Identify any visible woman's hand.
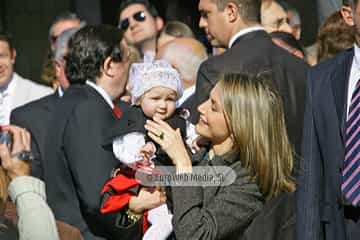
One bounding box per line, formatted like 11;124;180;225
129;187;166;214
144;117;192;171
0;125;31;180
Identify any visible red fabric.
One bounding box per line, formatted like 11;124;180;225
113;105;122;118
100;171;152;235
143;210;149;233
100;174;140;213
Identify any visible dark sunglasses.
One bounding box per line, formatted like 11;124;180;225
118;11;146;31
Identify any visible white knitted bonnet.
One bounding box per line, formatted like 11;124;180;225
129;59;183;103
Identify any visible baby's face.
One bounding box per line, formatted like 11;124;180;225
140;86;177;120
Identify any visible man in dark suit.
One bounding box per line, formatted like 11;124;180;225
196;0;308;154
42;25;133;240
10;28;78;180
297;1;360;240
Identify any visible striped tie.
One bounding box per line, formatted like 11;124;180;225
342;81;360;206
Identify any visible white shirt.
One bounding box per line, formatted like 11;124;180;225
86;80;114;109
228;26;265;48
57;86;64;97
347;44;360;117
0;73;52;125
0;73;16;125
177;85;195;107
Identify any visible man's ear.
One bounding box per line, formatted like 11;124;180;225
341;6;355;26
10;48;16;64
226;2;240;23
102;56;114;78
155;16;164;32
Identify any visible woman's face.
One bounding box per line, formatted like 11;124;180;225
196;84;230;144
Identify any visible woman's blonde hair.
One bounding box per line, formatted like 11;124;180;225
219;72;295;200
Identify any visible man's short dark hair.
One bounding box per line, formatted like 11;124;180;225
65;25;124;84
0;31;14;50
118;0;159;18
214;0;261;23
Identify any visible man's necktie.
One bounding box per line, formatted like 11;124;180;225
342;81;360;206
113;104;122;119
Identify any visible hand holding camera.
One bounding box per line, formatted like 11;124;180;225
0;125;32;179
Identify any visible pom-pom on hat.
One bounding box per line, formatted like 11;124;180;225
129;60;183;103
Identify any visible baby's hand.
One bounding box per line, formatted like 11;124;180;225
140;142;156;162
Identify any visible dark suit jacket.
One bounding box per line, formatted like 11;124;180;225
10;90;129;181
10;92;59;180
297;49;354;240
43;85;131;240
196;30;308;155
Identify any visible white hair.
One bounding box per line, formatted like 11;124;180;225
160;42;207;85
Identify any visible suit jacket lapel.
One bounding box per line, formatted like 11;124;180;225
330;48;354;145
84;84;118;119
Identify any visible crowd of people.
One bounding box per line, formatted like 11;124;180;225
0;0;359;239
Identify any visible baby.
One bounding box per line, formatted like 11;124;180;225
101;60;196;240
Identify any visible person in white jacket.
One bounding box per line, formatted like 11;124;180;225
0;31;53;125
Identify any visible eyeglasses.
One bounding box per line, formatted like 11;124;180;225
118;11;146;31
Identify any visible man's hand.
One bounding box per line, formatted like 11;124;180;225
0;125;31;179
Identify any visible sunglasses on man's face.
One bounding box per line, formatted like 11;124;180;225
118;11;146;31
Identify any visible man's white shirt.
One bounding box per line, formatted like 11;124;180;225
0;73;52;125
